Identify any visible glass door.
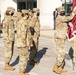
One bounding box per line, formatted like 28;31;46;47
18;2;26;11
62;0;72;15
17;0;37;11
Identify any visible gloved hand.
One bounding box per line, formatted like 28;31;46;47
73;6;76;13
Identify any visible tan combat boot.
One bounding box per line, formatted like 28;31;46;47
58;67;67;73
59;61;67;73
53;64;62;74
29;59;38;66
4;63;15;71
18;72;29;75
53;63;67;74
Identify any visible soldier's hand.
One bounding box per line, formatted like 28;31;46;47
33;38;37;43
6;41;10;44
33;33;38;37
73;6;76;14
71;12;75;17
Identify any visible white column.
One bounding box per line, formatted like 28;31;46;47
1;0;17;22
37;0;62;29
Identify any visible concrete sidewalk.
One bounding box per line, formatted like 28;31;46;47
40;29;55;38
0;30;76;75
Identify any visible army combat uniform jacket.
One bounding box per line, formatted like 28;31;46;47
16;18;28;47
3;16;15;41
54;13;75;67
28;17;40;38
55;14;75;40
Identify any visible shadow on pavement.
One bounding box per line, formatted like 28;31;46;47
25;65;34;72
25;47;48;72
64;47;75;69
63;47;74;68
65;47;74;60
10;47;48;72
68;47;74;59
35;47;48;62
10;56;19;66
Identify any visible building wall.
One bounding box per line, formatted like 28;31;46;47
0;0;62;29
1;0;17;22
37;0;62;29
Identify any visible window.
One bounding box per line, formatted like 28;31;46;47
62;0;72;15
18;2;26;11
17;0;37;11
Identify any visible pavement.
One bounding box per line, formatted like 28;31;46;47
0;30;76;75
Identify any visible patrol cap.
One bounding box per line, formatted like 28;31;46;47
13;12;21;17
21;9;29;13
57;6;65;13
17;12;21;17
7;7;15;11
29;10;33;16
33;8;40;13
13;12;18;17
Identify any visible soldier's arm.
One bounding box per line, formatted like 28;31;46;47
61;12;75;22
34;20;40;37
9;20;14;41
3;21;9;40
1;19;4;28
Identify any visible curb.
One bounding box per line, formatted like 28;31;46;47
40;34;54;39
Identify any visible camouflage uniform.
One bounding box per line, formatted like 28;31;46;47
16;10;29;73
13;11;21;34
28;10;33;19
29;8;40;63
53;6;76;74
3;7;15;65
26;10;34;49
54;7;75;67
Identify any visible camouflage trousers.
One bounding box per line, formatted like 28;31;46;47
4;40;14;64
27;35;33;48
29;37;39;60
18;47;29;72
54;38;66;67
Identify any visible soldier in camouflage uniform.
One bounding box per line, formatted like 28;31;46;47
53;6;76;74
3;7;15;71
26;10;34;49
16;10;29;75
28;10;33;19
13;11;21;34
28;8;40;65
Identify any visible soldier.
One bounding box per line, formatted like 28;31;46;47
16;10;29;75
2;7;15;70
26;10;34;50
13;11;21;33
28;9;33;19
53;6;76;74
28;8;40;65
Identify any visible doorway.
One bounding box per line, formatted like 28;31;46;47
17;0;37;11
